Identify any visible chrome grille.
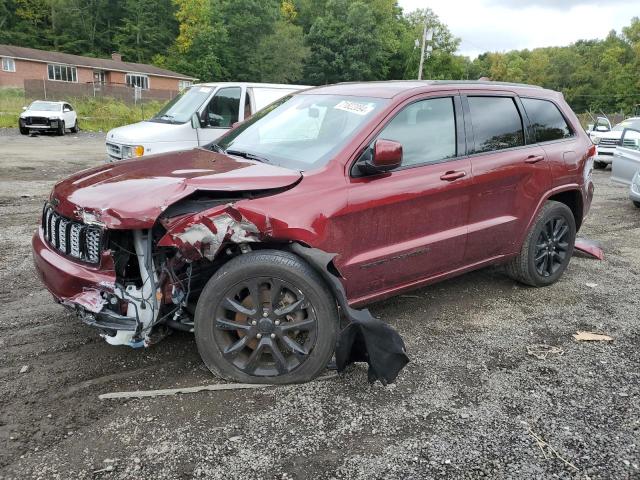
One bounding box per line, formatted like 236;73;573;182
106;142;122;159
41;204;103;264
598;138;619;147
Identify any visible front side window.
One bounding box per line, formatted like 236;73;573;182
217;94;388;171
126;73;149;89
1;57;16;72
377;97;456;167
620;128;640;151
203;87;241;128
522;98;572;142
47;64;77;82
468;96;524;153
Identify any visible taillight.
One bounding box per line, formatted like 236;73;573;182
584;145;596;181
587;144;596;158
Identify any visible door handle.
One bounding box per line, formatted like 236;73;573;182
525;155;545;164
440;170;466;181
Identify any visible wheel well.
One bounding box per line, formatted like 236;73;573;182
548;190;583;231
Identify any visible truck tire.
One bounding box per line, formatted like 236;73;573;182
194;249;338;384
505;201;576;287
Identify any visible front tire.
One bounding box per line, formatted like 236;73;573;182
593;160;607;170
57;121;65;136
505;201;576;287
633;201;640;209
194;250;338;384
19;122;28;135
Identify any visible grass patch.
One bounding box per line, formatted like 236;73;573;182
0;88;165;132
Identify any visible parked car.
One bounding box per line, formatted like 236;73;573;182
19;100;79;135
589;117;640;169
611;127;640;207
105;82;310;161
33;80;595;384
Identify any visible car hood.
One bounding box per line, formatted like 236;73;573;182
50;148;302;229
591;130;623;140
20;110;61;118
106;120;185;144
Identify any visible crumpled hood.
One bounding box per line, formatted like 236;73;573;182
50;148;302;229
106;121;183;144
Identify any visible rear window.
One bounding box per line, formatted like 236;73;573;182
522;98;572;142
468;96;524;153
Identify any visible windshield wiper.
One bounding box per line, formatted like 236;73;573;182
225;149;270;164
207;143;224;153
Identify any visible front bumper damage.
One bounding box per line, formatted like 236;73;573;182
32;227;162;348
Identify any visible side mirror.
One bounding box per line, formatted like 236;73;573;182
22;106;27;111
359;139;403;175
595;125;609;132
191;113;201;129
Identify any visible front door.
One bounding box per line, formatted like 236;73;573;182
196;86;242;145
612;128;640;185
339;94;472;302
461;94;552;263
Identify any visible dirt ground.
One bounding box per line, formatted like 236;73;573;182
0;128;638;479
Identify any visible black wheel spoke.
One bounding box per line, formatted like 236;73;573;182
244;340;265;373
555;224;568;241
268;278;283;310
274;298;305;317
222;297;256;316
279;318;315;332
268;340;288;374
223;336;249;358
280;335;308;356
216;318;251;331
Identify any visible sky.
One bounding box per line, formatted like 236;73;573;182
398;0;638;58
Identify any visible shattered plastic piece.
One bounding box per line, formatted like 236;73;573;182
573;331;613;342
65;289;106;313
19;365;29;374
526;344;564;360
290;243;409;385
574;237;604;260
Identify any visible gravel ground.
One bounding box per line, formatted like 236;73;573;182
0;128;638;479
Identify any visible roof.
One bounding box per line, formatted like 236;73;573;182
0;44;196;81
304;80;553;99
195;82;311;89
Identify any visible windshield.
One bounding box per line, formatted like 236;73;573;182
29;101;61;112
216;94;389;171
150;86;216;124
613;118;640;131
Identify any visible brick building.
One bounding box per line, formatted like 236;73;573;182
0;44;197;92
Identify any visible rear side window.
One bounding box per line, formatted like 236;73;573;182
522;98;572;142
467;96;524;153
378;97;456;167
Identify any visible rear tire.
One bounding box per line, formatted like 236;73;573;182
19;122;28;135
194;250;338;384
633;201;640;209
505;201;576;287
57;121;65;136
593;161;607;170
70;119;79;133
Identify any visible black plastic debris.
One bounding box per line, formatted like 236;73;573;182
290;243;409;384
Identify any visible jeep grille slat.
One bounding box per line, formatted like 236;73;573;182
42;204;103;264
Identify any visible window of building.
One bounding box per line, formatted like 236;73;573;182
126;73;149;89
93;70;106;85
378;97;457;167
522;98;573;142
47;64;77;82
467;96;524;153
178;80;192;91
1;57;16;72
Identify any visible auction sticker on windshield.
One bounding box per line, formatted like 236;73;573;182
334;100;376;116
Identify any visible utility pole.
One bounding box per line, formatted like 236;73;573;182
418;24;433;80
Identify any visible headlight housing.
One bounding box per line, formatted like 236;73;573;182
591;136;601;145
122;145;145;159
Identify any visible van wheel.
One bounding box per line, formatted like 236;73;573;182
194;250;338;384
505;201;576;287
57;121;65;136
593;161;606;170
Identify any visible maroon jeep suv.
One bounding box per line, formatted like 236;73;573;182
33;81;595;383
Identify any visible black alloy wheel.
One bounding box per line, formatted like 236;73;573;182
213;277;317;377
534;216;570;277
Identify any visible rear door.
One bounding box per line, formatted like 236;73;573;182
612;128;640;185
341;93;472;301
461;93;552;263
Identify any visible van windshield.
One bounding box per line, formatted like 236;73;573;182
215;94;388;171
150;86;216;124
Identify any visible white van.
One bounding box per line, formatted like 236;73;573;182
105;82;309;161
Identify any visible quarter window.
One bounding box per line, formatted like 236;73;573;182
522;98;572;142
378;97;457;167
2;57;16;72
126;73;149;89
468;96;524;153
47;64;77;82
203;87;241;128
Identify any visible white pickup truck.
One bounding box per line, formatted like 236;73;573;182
105;82;309;162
